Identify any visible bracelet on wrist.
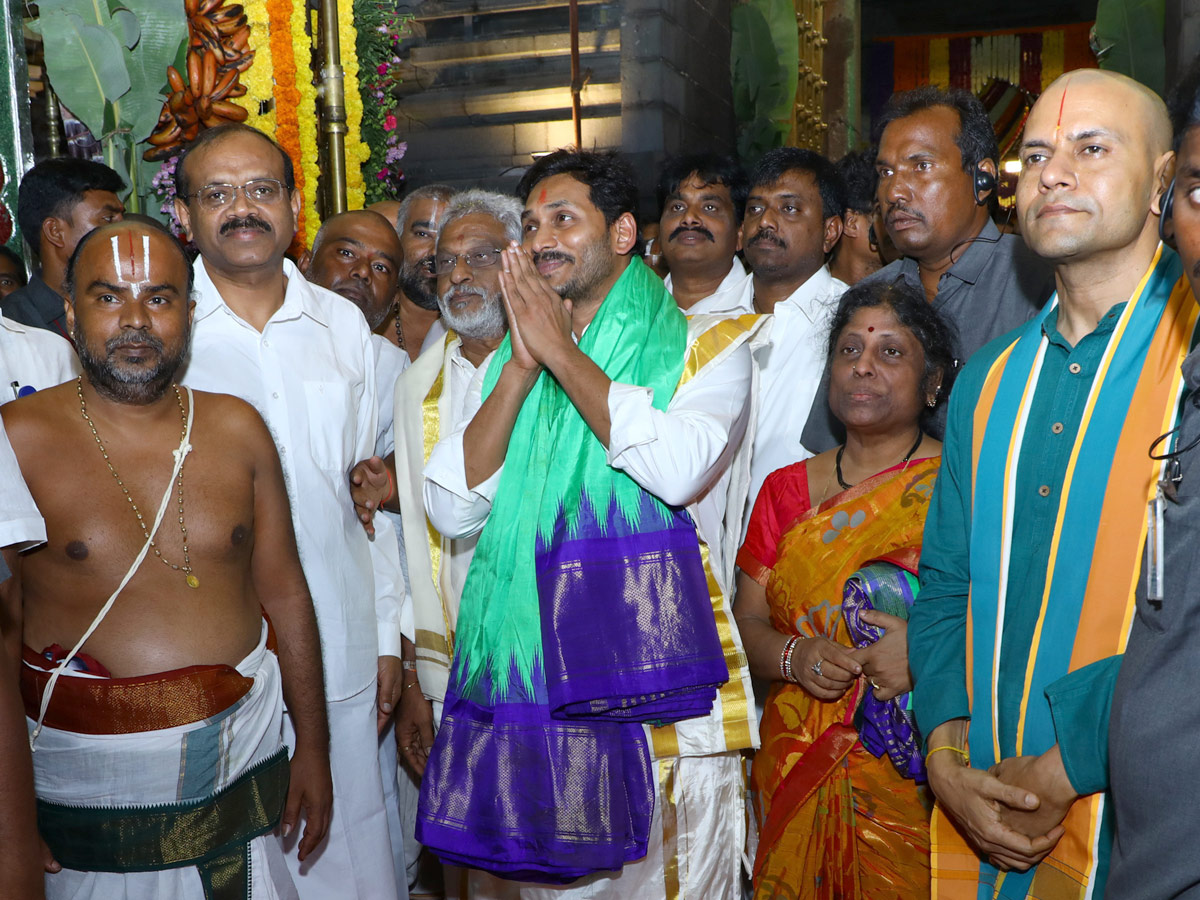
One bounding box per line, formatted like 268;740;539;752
926;745;970;766
780;635;801;684
401;660;417;672
401;681;420;691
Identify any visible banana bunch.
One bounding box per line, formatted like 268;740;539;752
144;0;255;160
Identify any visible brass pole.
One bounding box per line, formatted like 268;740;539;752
45;86;62;159
319;0;348;214
569;0;582;148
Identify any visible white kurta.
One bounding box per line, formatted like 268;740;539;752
179;258;405;900
422;321;758;900
740;264;848;510
664;259;753;317
0;413;45;551
0;314;79;400
372;333;410;459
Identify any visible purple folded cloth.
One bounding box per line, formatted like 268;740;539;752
842;561;927;782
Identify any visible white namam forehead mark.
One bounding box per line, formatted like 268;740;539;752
108;233;154;286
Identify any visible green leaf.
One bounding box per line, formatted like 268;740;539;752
109;8;140;50
40;9;131;139
1094;0;1166;97
114;0;188;139
35;0;111;26
731;0;799;158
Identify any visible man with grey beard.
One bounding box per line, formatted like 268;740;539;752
390;184;456;360
348;189;515;894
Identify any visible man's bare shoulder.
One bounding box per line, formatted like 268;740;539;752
190;390;274;447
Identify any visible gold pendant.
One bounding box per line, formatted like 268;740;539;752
186;574;200;589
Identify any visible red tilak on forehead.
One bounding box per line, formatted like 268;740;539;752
126;231;137;275
538;187;548;204
1056;82;1069;136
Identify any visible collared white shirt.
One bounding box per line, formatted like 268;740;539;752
742;264;849;508
0;414;45;552
665;260;753;317
0;314;79;400
422;336;753;573
179;258;401;700
371;334;409;458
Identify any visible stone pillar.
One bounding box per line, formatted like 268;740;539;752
619;0;734;217
821;0;859;158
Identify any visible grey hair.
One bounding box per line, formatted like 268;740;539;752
396;183;456;232
435;189;524;245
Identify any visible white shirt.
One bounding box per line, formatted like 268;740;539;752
665;260;753;317
742;264;848;507
179;258;402;700
371;334;409;458
0;414;44;552
422;336;753;572
0;314;79;400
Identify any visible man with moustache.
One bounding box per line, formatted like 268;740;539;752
2;219;331;899
388;184;455;360
3;158;124;339
171;124;407;899
803;86;1053;450
418;149;763;898
736;147;848;505
829;150;885;286
1106;61;1200;897
909;70;1180;897
656;153;751;314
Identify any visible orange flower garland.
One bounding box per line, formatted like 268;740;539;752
265;0;306;246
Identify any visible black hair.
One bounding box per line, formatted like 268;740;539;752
873;85;999;173
836;150;877;215
515;148;639;228
826;277;959;416
0;245;26;285
175;124;295;201
748;147;847;221
16;158;125;257
1168;55;1200;151
65;221;195;302
655;153;750;222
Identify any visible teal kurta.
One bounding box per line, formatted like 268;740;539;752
911;306;1124;794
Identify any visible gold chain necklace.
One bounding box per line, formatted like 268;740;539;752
77;376;200;589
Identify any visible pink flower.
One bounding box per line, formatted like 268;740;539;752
377;63;388;75
377;169;390;180
383;114;397;131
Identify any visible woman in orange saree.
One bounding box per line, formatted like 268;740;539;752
734;279;957;899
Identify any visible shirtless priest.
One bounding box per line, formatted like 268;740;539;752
1;220;331;900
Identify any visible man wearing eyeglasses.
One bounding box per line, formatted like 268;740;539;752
173;124;408;900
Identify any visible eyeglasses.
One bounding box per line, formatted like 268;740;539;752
432;248;505;276
185;179;288;210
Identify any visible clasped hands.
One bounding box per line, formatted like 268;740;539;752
926;733;1077;873
497;242;576;374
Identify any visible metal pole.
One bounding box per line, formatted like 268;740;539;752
319;0;348;214
45;86;62;159
569;0;582;148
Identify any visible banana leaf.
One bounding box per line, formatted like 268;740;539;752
34;9;130;142
731;0;800;162
1093;0;1166;97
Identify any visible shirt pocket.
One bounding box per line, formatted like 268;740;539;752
302;380;356;472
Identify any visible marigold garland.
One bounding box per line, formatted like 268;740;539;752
231;0;276;136
262;0;306;246
295;7;321;245
338;14;368;211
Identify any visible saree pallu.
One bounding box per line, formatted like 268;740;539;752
751;458;939;900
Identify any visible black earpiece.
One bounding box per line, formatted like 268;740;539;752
868;222;878;249
973;168;997;206
1160;176;1176;244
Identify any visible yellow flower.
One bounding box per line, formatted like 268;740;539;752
294;5;320;245
338;13;368;210
232;0;277;137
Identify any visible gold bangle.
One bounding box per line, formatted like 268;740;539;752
926;745;970;765
401;681;420;691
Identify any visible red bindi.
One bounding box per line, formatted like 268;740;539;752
867;326;874;332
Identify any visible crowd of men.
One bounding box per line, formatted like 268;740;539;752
2;60;1200;900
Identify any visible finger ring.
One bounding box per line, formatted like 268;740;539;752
811;659;823;677
870;678;880;690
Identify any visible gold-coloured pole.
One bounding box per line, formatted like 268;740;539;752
569;0;582;148
318;0;348;214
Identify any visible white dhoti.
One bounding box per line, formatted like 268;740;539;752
469;751;745;900
282;680;405;899
27;622;297;900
